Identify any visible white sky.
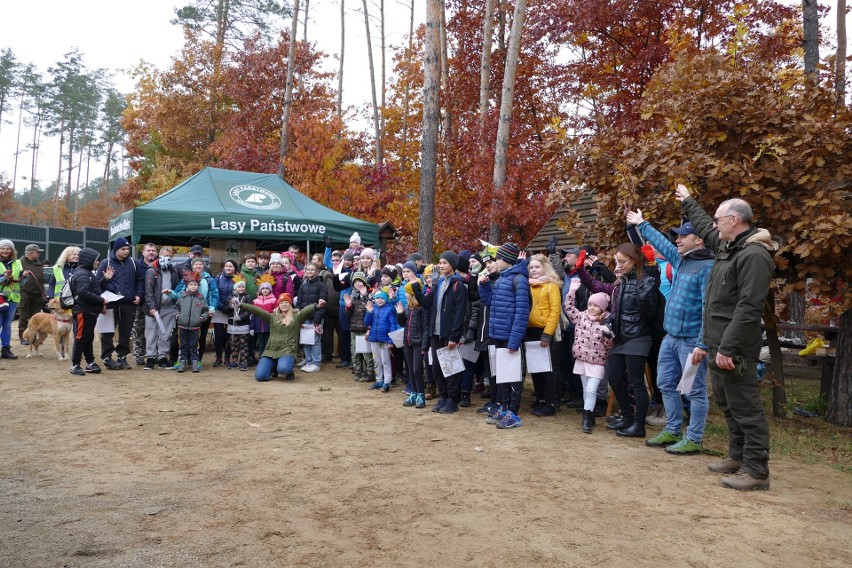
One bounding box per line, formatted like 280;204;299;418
0;0;418;190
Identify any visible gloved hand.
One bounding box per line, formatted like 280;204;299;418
641;244;656;265
323;234;332;248
546;235;558;255
575;249;587;269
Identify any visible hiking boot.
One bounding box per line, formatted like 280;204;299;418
459;392;471;408
646;407;667;427
102;357;120;370
415;393;426;408
496;411;522;429
0;346;17;359
403;392;417;407
192;362;202;373
432;397;448;413
616;423;646;438
721;471;770;491
143;358;156;371
666;438;703;455
84;362;101;374
176;361;187;373
157;358;171;369
70;365;86;376
708;457;743;474
439;399;459;414
645;430;681;448
116;357;131;370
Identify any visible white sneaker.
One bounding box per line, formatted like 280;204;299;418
302;363;320;373
296;359;308;367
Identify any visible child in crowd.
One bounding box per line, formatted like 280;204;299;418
269;253;296;299
68;248;111;376
564;278;614;433
175;275;209;373
224;279;252;371
398;281;429;408
364;289;400;392
252;281;276;356
344;271;375;382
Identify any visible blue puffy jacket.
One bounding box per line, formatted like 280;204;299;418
95;251;144;306
364;303;399;344
478;261;530;351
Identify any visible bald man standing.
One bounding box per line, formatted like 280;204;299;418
676;185;778;491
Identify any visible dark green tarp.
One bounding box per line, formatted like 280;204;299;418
108;167;379;247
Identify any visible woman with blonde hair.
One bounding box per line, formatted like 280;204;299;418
526;254;564;416
47;246;81;299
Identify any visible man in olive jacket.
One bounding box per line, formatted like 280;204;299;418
677;184;778;491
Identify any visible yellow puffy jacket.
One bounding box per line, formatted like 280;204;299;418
528;280;561;339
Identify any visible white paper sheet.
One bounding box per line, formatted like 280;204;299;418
299;324;316;345
495;348;522;384
100;291;123;303
355;334;371;353
677;359;699;394
459;341;478;363
436;346;465;377
524;341;552;373
388;328;405;348
488;345;496;378
428;347;433;366
95;309;114;333
154;311;167;334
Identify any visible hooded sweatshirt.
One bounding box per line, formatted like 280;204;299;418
70;248;107;314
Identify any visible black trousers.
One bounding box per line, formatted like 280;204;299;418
100;303;136;360
493;338;524;414
430;336;462;402
72;311;98;366
606;353;649;423
403;345;425;393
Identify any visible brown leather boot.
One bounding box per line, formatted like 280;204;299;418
721;471;770;491
707;457;743;474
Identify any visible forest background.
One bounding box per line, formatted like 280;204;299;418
0;1;850;411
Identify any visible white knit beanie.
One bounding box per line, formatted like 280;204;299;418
0;239;16;253
350;232;361;245
269;253;283;265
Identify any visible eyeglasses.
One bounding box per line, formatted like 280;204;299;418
713;214;734;224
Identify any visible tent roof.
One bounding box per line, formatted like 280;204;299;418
108;167;379;247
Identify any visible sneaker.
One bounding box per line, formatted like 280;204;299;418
84;362;101;374
432;397;448;413
135;356;145;366
358;375;373;383
415;393;426;408
645;430;682;448
335;360;351;368
20;338;30;346
532;404;556;417
606;412;622;424
225;361;238;369
646;407;667;427
171;362;182;371
439;399;459;414
370;381;383;390
212;358;223;368
192;362;202;373
157;358;171;369
70;365;85;376
176;361;187;373
477;401;496;414
296;359;308;368
143;358;156;371
116;357;131;370
665;438;703;455
239;363;249;371
721;471;770;491
303;363;320;373
402;385;412;395
486;408;507;425
381;383;391;393
708;457;743;474
403;393;417;407
102;357;120;371
496;411;522;429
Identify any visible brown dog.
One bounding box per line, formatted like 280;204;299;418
22;297;73;360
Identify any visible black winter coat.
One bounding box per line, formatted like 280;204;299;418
397;305;429;350
71;248;107;315
297;276;327;324
579;266;659;344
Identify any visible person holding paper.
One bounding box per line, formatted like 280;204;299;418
68;248;113;376
343;272;376;382
143;246;180;370
364;290;400;392
241;294;325;381
564;281;614;433
96;237;145;370
478;243;531;429
526;254;564;417
398;281;430;408
627;209;715;455
296;263;328;373
410;251;469;415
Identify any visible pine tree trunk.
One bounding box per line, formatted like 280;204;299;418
489;0;527;243
439;1;451;176
478;0;497;142
837;0;847;105
803;0;819;81
418;0;442;260
278;0;301;179
400;0;415;173
303;0;310;41
826;309;851;426
362;0;383;166
337;0;345;119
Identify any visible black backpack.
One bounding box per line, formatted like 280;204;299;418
59;279;75;309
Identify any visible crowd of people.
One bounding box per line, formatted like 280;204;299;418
0;185;776;491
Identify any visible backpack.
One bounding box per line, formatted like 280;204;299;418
59;279;75;309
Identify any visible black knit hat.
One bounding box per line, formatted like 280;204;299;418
439;250;459;270
457;250;471;273
497;243;520;265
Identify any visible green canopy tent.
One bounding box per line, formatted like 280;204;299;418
108;167;379;248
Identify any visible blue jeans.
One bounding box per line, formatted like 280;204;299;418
255;355;295;381
657;335;709;443
0;300;17;347
306;340;322;365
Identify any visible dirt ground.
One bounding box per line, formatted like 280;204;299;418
1;326;850;568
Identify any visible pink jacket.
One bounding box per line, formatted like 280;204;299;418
565;294;614;366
